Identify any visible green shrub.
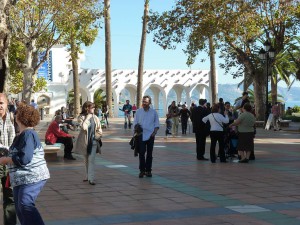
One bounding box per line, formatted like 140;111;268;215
292;105;300;113
282;115;300;122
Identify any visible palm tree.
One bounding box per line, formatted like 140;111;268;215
137;0;149;108
104;0;112;116
209;36;217;104
67;89;82;116
93;89;106;109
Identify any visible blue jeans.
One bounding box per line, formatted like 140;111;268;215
13;180;47;225
139;136;155;172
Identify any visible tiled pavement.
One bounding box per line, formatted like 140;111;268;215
1;117;300;225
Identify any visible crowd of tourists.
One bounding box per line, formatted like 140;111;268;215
0;91;285;225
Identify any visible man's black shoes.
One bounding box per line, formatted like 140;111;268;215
139;172;145;178
64;155;76;160
197;157;209;161
139;171;152;178
145;171;152;177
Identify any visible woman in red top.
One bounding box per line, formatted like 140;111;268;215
45;116;75;160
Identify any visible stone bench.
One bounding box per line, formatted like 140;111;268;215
279;120;292;127
255;121;265;127
255;120;291;128
41;142;64;161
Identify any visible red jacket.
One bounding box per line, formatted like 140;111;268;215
45;120;71;144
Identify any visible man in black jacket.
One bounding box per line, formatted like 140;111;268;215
191;99;209;160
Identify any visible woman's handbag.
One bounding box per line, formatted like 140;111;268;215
95;130;102;141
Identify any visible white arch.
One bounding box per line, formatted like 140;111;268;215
64;69;213;117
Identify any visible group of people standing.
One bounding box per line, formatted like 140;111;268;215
0;90;260;224
166;101;192;136
190;91;256;163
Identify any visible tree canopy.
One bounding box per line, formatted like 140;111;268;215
148;0;300;119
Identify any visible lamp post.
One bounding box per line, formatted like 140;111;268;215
259;40;275;125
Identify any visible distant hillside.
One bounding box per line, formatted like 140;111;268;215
218;84;300;103
119;83;300;106
218;84;243;104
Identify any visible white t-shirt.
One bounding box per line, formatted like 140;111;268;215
202;113;229;131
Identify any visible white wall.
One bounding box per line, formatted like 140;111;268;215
50;45;72;83
33;45;84;115
37;83;68;115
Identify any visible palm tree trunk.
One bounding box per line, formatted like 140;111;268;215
104;0;112;116
209;36;217;104
137;0;149;108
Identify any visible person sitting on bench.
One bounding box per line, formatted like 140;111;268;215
62;107;79;130
45;116;76;160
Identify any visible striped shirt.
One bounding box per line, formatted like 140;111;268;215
0;112;15;148
0;112;16;178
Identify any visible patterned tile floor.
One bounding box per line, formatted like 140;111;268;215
1;117;300;225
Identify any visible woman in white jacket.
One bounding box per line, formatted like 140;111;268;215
202;104;229;163
74;101;102;185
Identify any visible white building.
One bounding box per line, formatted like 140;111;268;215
34;45;216;117
34;45;80;115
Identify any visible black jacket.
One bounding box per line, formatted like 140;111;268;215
191;106;209;133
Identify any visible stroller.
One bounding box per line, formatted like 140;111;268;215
224;125;238;158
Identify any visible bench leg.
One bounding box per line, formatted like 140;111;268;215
45;152;58;161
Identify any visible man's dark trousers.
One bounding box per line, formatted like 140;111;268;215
195;131;207;159
56;137;73;157
138;136;155;172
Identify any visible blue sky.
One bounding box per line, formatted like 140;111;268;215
81;0;299;87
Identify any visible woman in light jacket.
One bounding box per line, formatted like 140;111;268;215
75;101;102;185
202;104;229;163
